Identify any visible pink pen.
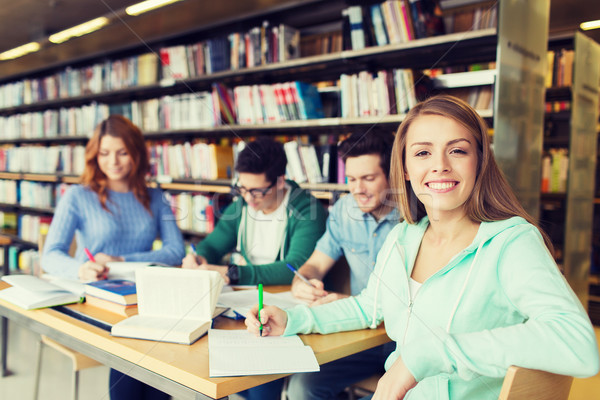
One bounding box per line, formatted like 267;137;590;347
83;248;96;263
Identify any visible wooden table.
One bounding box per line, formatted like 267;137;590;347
0;283;390;399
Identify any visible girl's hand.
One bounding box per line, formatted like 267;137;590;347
244;304;288;337
78;261;108;281
372;356;417;400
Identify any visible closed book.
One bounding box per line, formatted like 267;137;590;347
84;279;137;306
86;294;138;317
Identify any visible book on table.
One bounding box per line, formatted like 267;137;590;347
0;275;85;310
84;279;137;305
85;294;138;317
111;267;224;345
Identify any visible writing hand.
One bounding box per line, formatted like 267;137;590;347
78;261;109;281
181;254;208;269
372;356;416;400
245;304;287;337
291;278;327;303
310;292;348;306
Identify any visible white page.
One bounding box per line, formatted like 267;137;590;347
208;328;304;347
208;329;319;377
2;275;67;293
217;290;306;318
42;275;85;297
105;262;164;281
135;267;223;319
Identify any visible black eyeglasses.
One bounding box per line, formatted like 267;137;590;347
231;181;275;199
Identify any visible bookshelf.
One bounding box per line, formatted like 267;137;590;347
0;0;551;274
541;32;600;311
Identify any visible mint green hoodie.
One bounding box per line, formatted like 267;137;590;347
285;216;599;399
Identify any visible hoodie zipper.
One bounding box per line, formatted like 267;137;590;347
399;248;472;345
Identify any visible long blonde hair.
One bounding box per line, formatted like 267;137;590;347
81;115;151;213
390;94;553;251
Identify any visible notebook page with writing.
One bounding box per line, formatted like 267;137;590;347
208;329;319;377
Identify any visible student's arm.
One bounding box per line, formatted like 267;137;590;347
121;189;186;266
400;225;600;383
194;199;241;264
293;202;349;304
41;187;105;280
291;250;334;303
237;194;327;285
280;232;396;336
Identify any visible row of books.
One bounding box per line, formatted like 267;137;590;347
444;86;493;110
0;180;17;204
340;69;417;117
149;141;234;181
1;246;40;275
342;0;497;51
10;183;74;210
545;100;571;113
440;2;497;34
167;192;216;234
0;55;158;108
160;22;300;80
0;21;300;109
546;49;574;88
1;79;325;140
19;214;51;244
0;145;85;175
541;148;569;194
0;102;109;140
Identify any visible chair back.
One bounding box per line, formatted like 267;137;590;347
498;366;573;400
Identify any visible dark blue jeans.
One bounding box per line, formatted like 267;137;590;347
109;369;170;400
237;378;285;400
287;342;395;400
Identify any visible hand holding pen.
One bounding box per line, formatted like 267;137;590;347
79;248;109;281
288;264;328;303
245;302;288;337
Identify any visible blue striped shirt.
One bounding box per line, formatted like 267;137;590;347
42;185;185;279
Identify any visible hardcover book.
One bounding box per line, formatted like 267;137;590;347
84;279;137;306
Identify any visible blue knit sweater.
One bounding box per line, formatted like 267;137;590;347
42;185;185;280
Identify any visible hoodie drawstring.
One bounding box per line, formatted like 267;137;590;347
445;241;485;333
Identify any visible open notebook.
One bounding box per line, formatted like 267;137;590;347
208;329;319;377
111;267;224;344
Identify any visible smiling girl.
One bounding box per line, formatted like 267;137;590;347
245;95;599;399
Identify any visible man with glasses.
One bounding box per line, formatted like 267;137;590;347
182;138;327;287
286;131;398;400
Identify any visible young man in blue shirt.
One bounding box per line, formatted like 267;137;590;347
288;131;398;400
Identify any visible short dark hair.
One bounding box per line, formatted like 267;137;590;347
338;131;395;178
235;139;287;185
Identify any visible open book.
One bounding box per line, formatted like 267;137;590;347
0;275;85;310
111;267;224;345
217;289;307;319
208;329;319;377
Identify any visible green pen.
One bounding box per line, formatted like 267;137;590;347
258;283;264;337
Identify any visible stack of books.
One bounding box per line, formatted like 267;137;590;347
84;279;138;317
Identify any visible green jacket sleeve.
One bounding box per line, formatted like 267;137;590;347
237;190;327;285
196;199;241;264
